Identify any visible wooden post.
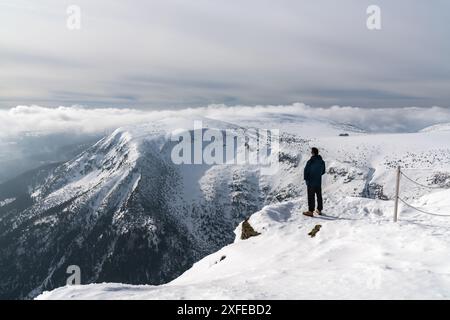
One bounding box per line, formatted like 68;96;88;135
393;166;401;222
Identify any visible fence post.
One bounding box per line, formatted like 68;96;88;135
393;166;401;222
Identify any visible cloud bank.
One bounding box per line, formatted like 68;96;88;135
1;104;450;140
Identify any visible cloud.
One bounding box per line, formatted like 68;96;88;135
1;104;450;141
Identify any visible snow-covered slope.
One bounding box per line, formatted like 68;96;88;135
1;115;324;299
35;124;450;300
420;123;450;133
0;117;268;298
38;191;450;300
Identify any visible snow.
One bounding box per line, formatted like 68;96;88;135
420;123;450;133
35;115;450;300
37;192;450;300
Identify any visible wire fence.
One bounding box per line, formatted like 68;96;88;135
394;168;450;220
400;171;444;190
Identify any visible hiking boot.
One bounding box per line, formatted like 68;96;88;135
303;211;314;217
314;209;322;215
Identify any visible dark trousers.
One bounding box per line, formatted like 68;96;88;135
307;186;323;212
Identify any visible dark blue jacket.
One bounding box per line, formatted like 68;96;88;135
304;155;326;188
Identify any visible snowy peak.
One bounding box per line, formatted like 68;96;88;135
0;116;301;298
420;123;450;133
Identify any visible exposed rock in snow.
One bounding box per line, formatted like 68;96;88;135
240;219;261;240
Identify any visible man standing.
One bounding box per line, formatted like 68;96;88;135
303;147;326;217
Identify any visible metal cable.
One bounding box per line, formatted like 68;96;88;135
400;171;446;190
398;197;450;217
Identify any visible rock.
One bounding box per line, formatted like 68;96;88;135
308;225;322;238
241;219;261;240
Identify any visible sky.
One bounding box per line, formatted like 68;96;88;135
0;0;449;109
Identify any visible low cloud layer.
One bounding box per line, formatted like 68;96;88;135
1;104;450;140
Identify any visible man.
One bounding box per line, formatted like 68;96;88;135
303;147;326;217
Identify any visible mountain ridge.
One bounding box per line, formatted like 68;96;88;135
2;115;450;299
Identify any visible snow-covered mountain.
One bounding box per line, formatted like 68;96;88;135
37;124;450;299
0;115;311;299
420;122;450;133
2;111;450;299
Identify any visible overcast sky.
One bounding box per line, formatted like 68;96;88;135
1;0;449;109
